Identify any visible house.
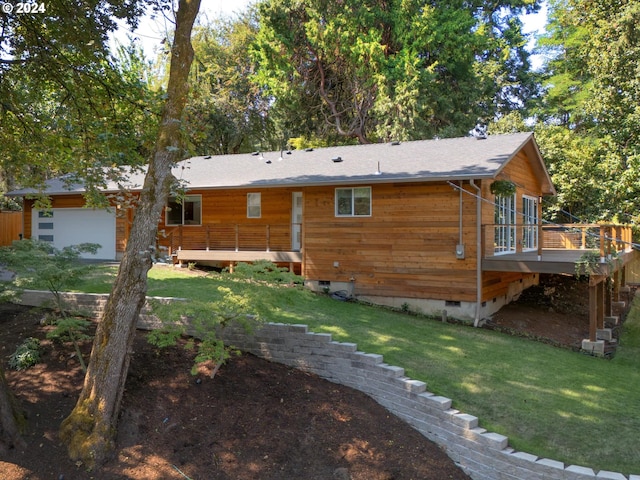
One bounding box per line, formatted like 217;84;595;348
8;132;636;349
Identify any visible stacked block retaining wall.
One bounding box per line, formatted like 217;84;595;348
19;290;640;480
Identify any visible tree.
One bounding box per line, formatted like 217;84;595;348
185;10;279;154
58;0;201;467
0;2;158;203
0;364;25;453
533;0;640;225
253;0;541;144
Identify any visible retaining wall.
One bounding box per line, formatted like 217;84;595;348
19;290;639;480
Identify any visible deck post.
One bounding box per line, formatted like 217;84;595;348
536;198;543;258
266;224;270;252
206;225;210;251
581;226;586;250
599;225;606;261
589;275;606;342
605;277;612;317
234;224;239;252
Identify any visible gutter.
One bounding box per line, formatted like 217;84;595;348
470;179;482;327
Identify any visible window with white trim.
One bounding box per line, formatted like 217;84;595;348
494;194;516;254
522;196;538;251
166;195;202;226
247;192;261;218
335;187;371;217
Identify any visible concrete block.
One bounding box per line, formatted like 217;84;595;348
581;339;605;355
596;471;627;479
535;458;564;470
596;329;613;341
394;377;427;394
374;363;405;377
604;316;619;327
418;392;452;410
350;351;384;365
565;465;596;476
612;301;626;310
449;412;479;430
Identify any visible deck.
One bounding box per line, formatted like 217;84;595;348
483;248;636;275
158;223;302;267
482;223;636;276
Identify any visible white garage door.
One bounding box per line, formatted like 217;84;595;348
32;208;117;260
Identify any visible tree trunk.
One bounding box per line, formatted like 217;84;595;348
59;0;201;468
0;365;25;453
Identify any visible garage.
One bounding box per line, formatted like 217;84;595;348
31;207;117;260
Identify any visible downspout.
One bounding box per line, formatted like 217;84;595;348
470;179;482;327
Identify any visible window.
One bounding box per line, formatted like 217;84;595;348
166;195;202;226
247;193;261;218
522;196;538;251
335;187;371;217
494;194;516;254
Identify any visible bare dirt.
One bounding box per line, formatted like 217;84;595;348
0;273;627;480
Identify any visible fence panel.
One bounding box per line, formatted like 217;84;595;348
0;211;22;246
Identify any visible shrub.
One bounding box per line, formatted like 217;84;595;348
9;337;41;370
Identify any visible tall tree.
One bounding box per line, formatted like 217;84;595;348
534;0;640;224
253;0;540;144
0;0;151;196
185;10;279;154
59;0;201;467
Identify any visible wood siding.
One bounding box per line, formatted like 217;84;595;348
158;188;300;252
303;182;479;302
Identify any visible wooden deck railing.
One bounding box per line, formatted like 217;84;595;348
483;223;633;258
159;223;299;256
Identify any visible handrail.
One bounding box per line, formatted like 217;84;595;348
160;223;300;255
483;223;633;258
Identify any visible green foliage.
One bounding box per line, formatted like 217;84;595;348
534;0;640;226
46;317;93;372
253;0;539;143
8;338;41;371
225;261;303;286
184;12;277;155
148;286;261;379
0;239;100;313
490;180;517;197
0;195;21;211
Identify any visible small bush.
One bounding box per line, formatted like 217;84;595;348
227;260;303;285
9;337;41;370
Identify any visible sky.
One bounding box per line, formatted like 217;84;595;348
112;0;548;62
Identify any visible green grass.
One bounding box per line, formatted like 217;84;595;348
73;264;640;475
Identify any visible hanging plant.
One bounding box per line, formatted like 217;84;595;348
490;179;516;197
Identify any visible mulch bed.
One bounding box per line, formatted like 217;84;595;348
0;303;471;480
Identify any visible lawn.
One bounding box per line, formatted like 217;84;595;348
75;264;640;475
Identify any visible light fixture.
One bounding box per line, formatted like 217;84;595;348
331;156;343;163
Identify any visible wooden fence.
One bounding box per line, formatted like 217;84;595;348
0;211;23;246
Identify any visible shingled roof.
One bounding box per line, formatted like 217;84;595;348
7;132;556;196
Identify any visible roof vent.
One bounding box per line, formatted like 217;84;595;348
331;156;343;163
204;155;212;159
251;151;260;156
390;141;400;146
305;148;314;152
